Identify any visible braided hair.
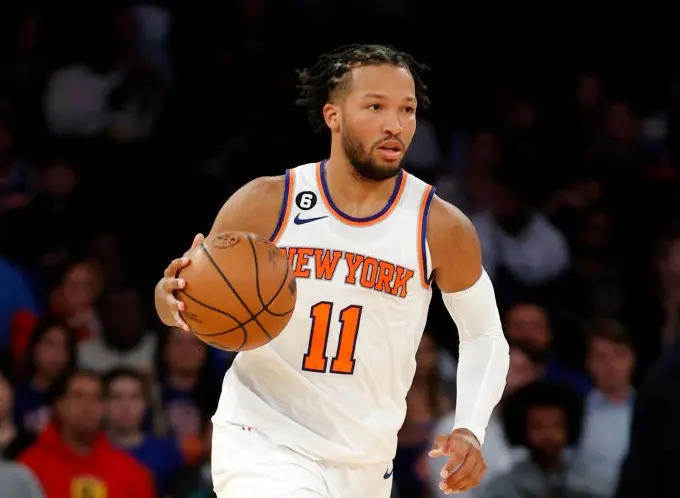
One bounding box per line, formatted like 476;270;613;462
296;44;431;133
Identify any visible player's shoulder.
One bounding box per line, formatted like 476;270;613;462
428;194;473;232
211;163;315;239
228;174;288;214
239;162;316;196
240;175;286;197
401;171;471;230
425;193;479;269
210;175;286;239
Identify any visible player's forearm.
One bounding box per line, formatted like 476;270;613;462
442;269;509;445
453;333;509;442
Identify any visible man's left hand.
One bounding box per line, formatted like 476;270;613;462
428;429;487;494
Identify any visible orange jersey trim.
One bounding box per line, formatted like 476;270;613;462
315;160;406;226
270;168;295;244
417;185;436;288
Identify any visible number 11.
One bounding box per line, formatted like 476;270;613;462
302;301;363;375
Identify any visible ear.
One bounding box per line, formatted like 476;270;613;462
323;103;341;132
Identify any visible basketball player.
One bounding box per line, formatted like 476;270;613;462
154;44;509;497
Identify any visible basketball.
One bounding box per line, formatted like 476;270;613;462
175;231;297;351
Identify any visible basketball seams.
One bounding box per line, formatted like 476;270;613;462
178;234;296;351
246;235;296;318
248;235;270;307
177;306;247;350
178;290;244;334
200;241;274;340
181;289;293;338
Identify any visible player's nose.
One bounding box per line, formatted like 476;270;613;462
382;113;404;136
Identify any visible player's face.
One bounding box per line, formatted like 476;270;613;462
338;64;417;181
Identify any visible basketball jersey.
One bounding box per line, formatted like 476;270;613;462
213;160;437;465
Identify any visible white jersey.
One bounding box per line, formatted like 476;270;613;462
213;160;437;465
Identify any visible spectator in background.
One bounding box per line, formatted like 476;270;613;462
155;327;219;463
658;228;680;346
504;301;591;395
579;320;635;497
13;317;76;436
570;207;626;320
86;231;126;286
43;7;165;141
0;119;36;213
394;333;451;498
591;101;643;180
9;258;102;367
0;358;34;459
499;97;543;158
623;225;680;377
106;57;167;142
19;369;156;498
42;28;121;138
166;414;215;498
403;116;443;171
485;381;604;498
614;342;680;498
0;246;38;353
104;368;183;494
6;155;92;269
472;169;570;296
78;284;157;377
441;128;500;215
425;340;542;497
0;458;45;498
10;259;102;362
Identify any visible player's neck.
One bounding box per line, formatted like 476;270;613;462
324;154;399;208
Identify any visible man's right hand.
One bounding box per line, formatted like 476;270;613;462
155;233;204;331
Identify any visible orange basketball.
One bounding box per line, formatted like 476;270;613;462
175;231;297;351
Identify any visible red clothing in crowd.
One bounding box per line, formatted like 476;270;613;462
19;423;156;498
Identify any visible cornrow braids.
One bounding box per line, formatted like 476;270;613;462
296;44;431;133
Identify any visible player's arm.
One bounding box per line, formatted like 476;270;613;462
426;196;510;493
154;176;285;329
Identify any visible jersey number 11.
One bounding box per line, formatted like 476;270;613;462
302;301;363;375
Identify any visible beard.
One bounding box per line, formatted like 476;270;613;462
341;126;404;181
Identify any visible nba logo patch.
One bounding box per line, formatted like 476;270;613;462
71;476;107;498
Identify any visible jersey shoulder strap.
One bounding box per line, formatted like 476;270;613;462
269;162;318;243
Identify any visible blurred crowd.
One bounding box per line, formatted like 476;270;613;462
0;2;679;498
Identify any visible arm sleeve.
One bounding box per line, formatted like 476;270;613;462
441;269;509;445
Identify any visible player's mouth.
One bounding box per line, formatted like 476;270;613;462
376;141;403;161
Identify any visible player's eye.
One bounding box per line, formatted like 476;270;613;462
404;106;415;114
368;104;381;111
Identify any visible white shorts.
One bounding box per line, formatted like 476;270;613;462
211;423;394;498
